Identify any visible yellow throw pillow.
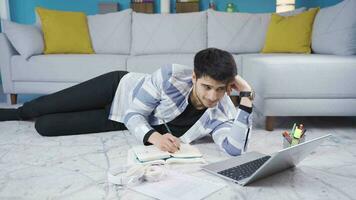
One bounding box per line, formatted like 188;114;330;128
36;7;94;54
262;8;319;54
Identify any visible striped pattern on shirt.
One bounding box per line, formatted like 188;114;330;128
109;64;252;156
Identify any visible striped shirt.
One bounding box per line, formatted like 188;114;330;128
109;64;252;156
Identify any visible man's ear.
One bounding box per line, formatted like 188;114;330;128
192;71;196;84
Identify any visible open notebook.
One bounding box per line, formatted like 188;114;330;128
131;144;206;164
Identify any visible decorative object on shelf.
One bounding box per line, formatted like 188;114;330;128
98;2;119;14
160;0;170;13
209;0;216;10
276;0;295;13
226;3;235;13
131;1;154;13
176;1;199;13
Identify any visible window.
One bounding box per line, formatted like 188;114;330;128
276;0;295;13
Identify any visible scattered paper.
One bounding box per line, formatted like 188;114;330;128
130;170;226;200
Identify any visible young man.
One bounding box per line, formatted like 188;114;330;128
0;48;254;156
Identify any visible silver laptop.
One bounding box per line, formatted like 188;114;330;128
202;134;331;186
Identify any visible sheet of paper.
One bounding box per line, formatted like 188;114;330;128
130;170;226;200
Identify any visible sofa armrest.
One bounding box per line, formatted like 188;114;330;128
0;32;18;94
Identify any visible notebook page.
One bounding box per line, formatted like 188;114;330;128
132;145;171;162
171;144;202;158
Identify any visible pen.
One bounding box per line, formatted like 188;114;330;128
163;120;180;150
163;120;172;134
282;131;292;144
243;129;250;151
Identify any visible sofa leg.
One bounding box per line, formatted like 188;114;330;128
265;116;274;131
10;94;17;105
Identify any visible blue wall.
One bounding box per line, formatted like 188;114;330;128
7;0;277;24
296;0;342;8
9;0;119;24
2;0;344;26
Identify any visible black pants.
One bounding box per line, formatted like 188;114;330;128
18;71;129;136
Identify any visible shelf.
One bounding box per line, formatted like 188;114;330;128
176;1;199;13
131;2;154;13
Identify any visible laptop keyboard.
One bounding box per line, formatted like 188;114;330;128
218;156;271;181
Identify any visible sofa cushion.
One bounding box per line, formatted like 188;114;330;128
312;0;356;55
11;54;127;82
126;54;195;73
262;8;319;54
88;9;132;54
126;53;243;75
232;54;244;75
36;7;94;54
131;11;207;55
207;8;306;54
241;54;356;98
2;19;44;59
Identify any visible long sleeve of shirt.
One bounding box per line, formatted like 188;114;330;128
113;64;253;156
122;69;163;143
211;108;252;156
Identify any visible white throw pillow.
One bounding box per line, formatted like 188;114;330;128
2;19;44;59
87;9;132;54
312;0;356;55
207;7;306;53
131;11;207;55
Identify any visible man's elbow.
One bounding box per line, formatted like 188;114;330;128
222;138;242;156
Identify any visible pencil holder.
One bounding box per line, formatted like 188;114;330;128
283;135;306;148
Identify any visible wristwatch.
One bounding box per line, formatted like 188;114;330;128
239;89;255;101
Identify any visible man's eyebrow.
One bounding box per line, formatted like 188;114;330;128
201;83;212;87
201;83;227;88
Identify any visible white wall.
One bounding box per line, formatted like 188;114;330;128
0;0;10;20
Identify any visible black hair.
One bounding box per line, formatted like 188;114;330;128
194;48;237;83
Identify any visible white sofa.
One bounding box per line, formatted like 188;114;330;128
1;4;356;130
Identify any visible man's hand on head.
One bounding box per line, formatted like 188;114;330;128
227;75;253;108
148;132;181;153
227;75;252;96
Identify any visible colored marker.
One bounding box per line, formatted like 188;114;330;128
282;131;292;144
293;128;303;139
291;123;296;136
291;138;300;146
299;124;304;130
300;129;307;138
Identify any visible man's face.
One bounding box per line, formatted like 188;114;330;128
192;73;228;108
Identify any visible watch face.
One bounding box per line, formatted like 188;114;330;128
250;90;255;101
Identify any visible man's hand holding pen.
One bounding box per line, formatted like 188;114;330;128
148;132;181;153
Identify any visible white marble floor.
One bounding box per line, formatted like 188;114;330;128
1;85;356;200
1;113;356;200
